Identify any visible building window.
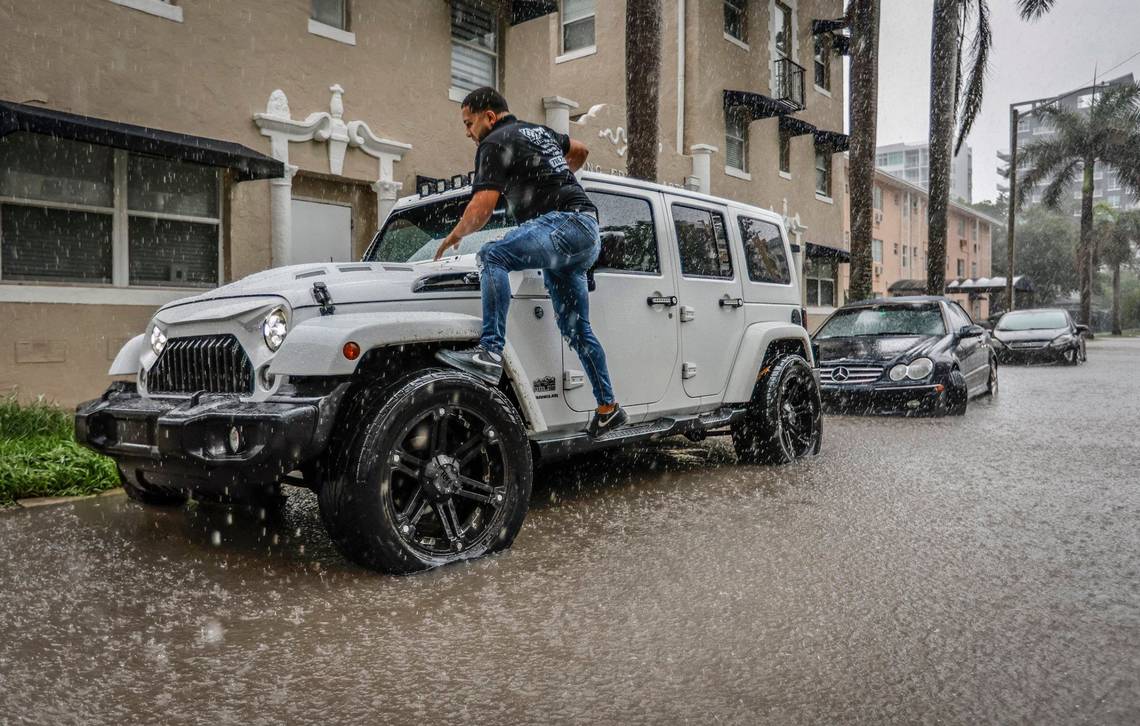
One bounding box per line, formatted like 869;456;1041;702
970;219;978;240
804;258;835;307
773;1;793;59
814;147;831;197
957;259;966;277
872;238;883;262
971;261;978;277
902;244;908;268
561;0;595;53
813;34;830;90
778;126;791;174
724;0;747;43
311;0;347;30
0;133;220;289
726;109;749;173
873;184;883;210
451;0;498;96
957;217;966;237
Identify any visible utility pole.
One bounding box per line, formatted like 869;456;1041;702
1006;106;1018;312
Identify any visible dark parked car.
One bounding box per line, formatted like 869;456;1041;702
811;296;997;416
990;308;1087;365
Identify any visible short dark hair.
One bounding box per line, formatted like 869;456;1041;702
462;87;510;114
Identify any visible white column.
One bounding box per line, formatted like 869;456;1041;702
689;144;717;194
372;179;403;230
543;96;579;135
269;164;298;267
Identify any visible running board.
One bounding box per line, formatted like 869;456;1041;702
534;406;747;460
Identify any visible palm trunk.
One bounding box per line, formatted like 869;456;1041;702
1111;263;1122;335
846;0;880;303
925;0;960;296
1078;159;1095;326
625;0;661;181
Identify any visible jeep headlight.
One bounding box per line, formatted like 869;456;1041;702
906;357;934;380
149;324;167;356
262;307;289;351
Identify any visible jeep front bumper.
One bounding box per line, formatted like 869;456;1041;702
75;382;349;493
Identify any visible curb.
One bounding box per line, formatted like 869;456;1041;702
13;487;125;509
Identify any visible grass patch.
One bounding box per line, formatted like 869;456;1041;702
0;396;119;506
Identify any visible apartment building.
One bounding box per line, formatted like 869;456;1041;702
876;141;972;203
1;0;847;404
842;162;999;321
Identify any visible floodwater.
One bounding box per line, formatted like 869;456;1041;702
1;340;1138;724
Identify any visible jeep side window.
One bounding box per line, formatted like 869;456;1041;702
586;191;659;274
671;204;733;278
737;216;790;284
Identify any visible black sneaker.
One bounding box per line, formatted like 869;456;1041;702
586;403;628;438
435;346;503;385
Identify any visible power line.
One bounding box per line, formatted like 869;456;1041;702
1086;48;1140;88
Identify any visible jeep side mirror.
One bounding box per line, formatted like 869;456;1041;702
959;324;984;338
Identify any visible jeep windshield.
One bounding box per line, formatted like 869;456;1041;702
816;304;947;339
366;195;519;263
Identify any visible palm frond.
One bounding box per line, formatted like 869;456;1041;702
1039;159;1078;209
1015;136;1078;209
954;0;990;154
1017;0;1055;20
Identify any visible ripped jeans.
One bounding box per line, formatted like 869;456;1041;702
476;210;616;407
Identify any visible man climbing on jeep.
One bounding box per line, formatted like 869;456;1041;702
433;87;626;438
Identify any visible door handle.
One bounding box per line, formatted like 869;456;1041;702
719;296;744;308
646;295;679;307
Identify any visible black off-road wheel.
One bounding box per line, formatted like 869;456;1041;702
318;368;532;574
943;369;969;416
119;467;188;506
732;354;822;465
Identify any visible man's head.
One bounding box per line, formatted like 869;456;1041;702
461;87;510;144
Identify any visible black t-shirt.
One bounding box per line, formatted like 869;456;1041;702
470;114;596;222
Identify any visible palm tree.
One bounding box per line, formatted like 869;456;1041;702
1093;205;1140;335
1016;84;1140;325
625;0;661;181
845;0;881;303
925;0;1056;297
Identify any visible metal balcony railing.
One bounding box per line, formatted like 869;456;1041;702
773;57;806;112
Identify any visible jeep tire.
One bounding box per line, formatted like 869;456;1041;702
318;368;532;574
732;354;822;465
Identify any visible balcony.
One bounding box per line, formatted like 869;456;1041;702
773;57;806;112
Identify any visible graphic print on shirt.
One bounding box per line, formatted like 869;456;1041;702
519;127;570;174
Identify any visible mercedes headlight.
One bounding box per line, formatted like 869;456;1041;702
906;357;934;380
149;324;167;356
262;307;289;351
1050;334;1073;348
889;364;908;381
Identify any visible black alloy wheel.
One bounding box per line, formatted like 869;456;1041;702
733;354;823;465
319;369;531;574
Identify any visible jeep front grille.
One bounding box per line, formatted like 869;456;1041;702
149;335;253;395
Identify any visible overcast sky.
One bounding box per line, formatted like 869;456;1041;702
868;0;1140;203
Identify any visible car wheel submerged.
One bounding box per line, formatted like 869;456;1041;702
732;355;822;465
985;357;999;397
942;369;969;416
318;369;532;574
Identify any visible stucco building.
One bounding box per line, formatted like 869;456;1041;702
842;161;999;321
1;0;847;405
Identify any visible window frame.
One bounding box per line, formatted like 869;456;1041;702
670;202;735;280
0;137;223;301
449;0;500;101
813;33;831;92
108;0;183;23
585;189;663;277
725;109;749;174
724;0;748;45
778;126;791;176
804;257;836;307
814;146;832;199
559;0;597;59
872;238;883;262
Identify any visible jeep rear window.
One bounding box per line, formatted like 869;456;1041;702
367;196;517;263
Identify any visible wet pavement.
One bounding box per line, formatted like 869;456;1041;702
2;339;1138;725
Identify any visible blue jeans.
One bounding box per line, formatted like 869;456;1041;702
476;211;616;407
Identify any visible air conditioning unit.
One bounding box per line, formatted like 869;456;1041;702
874;264;883;276
874;211;883;225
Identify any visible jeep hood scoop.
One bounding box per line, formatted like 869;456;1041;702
160;260;478;311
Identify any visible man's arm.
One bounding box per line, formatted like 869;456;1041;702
566;139;589;172
433;189;501;261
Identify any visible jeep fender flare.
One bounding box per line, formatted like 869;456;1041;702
723;322;815;404
109;334;147;376
267;311;547;433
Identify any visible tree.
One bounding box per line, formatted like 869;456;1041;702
991;206;1078;304
1093;205;1140;335
925;0;1056;296
1016;84;1140;325
845;0;881;303
625;0;661;181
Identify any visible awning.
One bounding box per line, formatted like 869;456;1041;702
805;242;851;262
723;90;798;121
779;115;817;137
813;129;850;152
0;99;283;181
946;275;1034;293
509;0;557;24
888;278;928;293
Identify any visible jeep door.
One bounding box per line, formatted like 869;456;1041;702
664;196;748;399
559;185;680;412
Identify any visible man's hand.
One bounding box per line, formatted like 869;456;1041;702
566;139;589;172
433;189;501;261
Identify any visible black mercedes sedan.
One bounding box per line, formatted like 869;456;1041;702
811;296;997;416
990;308;1088;365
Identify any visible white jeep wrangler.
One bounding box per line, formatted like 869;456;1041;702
77;171;822;573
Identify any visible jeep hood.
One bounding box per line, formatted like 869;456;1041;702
159;259;478;313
